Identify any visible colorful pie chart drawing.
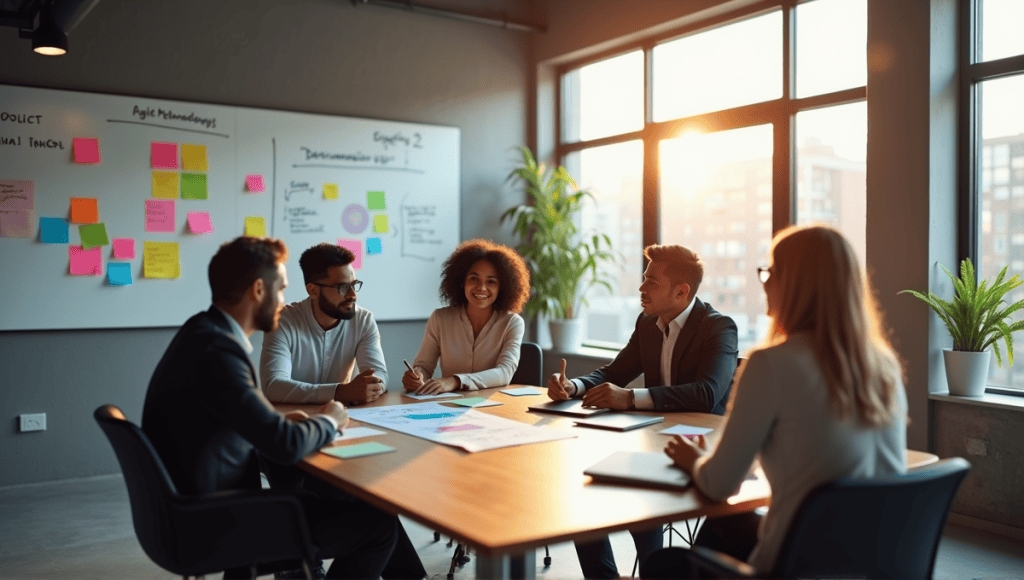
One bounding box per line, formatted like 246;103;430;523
342;204;369;234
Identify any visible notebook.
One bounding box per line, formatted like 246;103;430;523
527;399;612;418
573;413;664;432
584;451;692;490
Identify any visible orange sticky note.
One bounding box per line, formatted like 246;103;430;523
70;198;99;223
73;138;101;164
152;172;179;198
182;144;208;172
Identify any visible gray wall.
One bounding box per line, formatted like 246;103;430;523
0;0;530;486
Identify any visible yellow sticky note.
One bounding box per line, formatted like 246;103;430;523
181;144;208;172
245;216;267;237
324;184;338;200
373;214;388;233
152;172;179;198
143;241;180;279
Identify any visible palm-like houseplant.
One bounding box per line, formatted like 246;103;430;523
501;146;615;350
900;257;1024;395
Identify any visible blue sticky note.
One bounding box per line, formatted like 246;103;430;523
322;441;396;459
40;217;69;243
366;237;382;255
107;262;133;286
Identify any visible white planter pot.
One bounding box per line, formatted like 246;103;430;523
549;318;582;352
943;349;991;397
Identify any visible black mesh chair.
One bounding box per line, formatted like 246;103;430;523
439;342;546;578
643;456;971;579
94;405;318;580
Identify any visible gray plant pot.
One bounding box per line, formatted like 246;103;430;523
942;349;991;397
549;318;582;352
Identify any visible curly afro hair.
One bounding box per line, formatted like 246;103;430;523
439;239;530;314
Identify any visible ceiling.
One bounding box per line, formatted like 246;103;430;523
0;0;100;32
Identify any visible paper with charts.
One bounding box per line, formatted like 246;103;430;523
346;402;575;453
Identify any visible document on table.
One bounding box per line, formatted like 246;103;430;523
402;392;461;400
500;386;542;396
334;427;387;441
347;402;575;453
659;424;714;437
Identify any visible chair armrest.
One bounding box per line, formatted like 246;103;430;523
688;546;758;578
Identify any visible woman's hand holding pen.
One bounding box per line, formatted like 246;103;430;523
402;359;425;391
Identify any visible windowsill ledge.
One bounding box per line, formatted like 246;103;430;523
545;345;619;362
929;391;1024;413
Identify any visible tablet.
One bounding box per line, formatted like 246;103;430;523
584;451;692;490
527;399;612;418
573;414;664;432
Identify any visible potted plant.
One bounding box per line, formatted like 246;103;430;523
900;258;1024;396
501;146;616;351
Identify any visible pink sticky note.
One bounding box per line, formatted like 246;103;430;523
245;174;265;193
187;211;213;234
437;424;483;433
145;199;175;233
337;239;363;270
0;209;34;238
112;237;135;260
151;142;178;169
73;138;101;164
69;245;103;276
0;179;35;210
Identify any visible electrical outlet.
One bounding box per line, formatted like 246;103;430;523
19;413;46;432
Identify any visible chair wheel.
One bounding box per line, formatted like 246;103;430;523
434;532;441;541
544;556;552;566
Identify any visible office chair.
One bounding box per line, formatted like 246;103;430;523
94;405;318;580
437;342;548;578
642;457;971;579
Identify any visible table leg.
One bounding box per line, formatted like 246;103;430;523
475;549;536;580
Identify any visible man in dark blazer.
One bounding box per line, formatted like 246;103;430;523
547;243;738;579
143;237;398;580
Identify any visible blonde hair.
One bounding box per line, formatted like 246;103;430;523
762;225;903;427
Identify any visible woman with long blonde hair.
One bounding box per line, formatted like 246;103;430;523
643;224;908;577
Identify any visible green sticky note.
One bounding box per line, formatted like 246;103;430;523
322;441;395;459
367;191;386;210
182;173;208;200
79;223;110;249
373;214;388;233
448;397;502;408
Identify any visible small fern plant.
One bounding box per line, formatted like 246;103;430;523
900;258;1024;367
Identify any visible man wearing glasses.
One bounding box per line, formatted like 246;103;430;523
259;242;426;580
260;242;387;406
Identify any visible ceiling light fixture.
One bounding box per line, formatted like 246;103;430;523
32;2;68;56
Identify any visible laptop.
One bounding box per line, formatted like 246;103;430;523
584;451;692;490
527;399;612;418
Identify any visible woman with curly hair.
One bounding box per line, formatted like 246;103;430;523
402;239;531;394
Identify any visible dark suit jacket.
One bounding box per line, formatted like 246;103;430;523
576;298;738;414
143;307;335;496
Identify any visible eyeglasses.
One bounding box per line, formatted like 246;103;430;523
312;280;363;294
756;267;772;284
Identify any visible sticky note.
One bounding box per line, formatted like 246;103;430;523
367;191;386;210
337;239;362;269
112;237;135;259
181;173;208;200
145;199;175;233
40;217;69;243
366;237;382;255
659;424;714;437
69;245;102;276
181;144;208;171
151;142;178;169
0;179;35;209
78;223;110;249
73;138;100;164
447;397;502;408
321;441;396;459
500;387;542;396
373;214;388;233
107;262;132;286
143;241;180;278
245;216;266;237
187;212;213;234
152;172;179;198
70;198;99;224
324;184;338;199
0;209;33;238
246;174;265;193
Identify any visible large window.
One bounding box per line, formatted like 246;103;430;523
559;0;867;351
966;0;1024;393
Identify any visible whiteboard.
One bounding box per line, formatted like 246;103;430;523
0;84;460;331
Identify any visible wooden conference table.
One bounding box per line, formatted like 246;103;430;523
278;386;938;579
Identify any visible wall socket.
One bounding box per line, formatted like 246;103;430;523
19;413;46;432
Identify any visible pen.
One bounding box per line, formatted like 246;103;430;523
403;359;416;374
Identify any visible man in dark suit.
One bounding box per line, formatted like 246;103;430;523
143;237;398;579
547;243;738;579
